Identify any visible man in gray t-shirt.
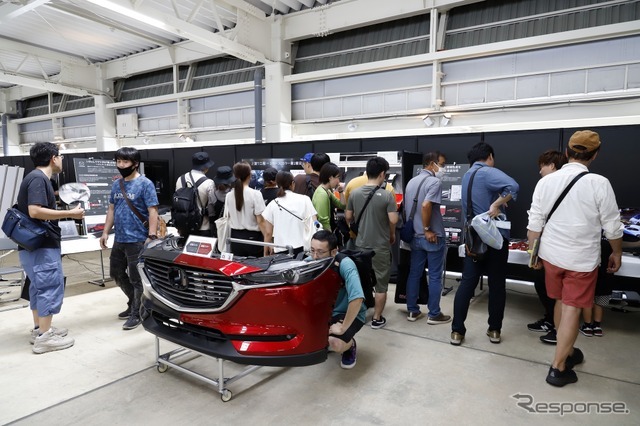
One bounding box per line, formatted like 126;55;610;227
404;152;451;325
346;157;398;330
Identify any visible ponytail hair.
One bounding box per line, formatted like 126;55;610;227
276;171;294;198
232;162;251;211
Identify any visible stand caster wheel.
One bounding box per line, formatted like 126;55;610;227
221;389;232;402
157;363;169;373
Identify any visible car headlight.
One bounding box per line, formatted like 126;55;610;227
240;257;333;286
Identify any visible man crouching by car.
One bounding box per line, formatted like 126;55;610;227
311;230;366;369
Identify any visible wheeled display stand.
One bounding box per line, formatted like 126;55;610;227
154;336;262;402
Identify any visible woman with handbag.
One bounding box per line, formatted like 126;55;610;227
224;162;267;257
262;171;317;257
312;162;346;232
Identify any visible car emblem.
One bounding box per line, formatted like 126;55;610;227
168;267;189;290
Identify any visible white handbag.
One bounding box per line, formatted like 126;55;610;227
471;212;510;250
215;206;231;253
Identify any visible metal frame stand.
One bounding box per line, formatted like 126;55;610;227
88;249;112;287
154;336;263;402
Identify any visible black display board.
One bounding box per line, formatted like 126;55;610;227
73;158;119;216
441;163;469;244
73;158;120;234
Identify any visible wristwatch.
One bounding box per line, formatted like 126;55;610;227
148;234;158;240
424;226;431;231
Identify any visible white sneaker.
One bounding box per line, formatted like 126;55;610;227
32;329;75;354
30;326;69;345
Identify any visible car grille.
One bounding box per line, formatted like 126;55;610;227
143;258;235;309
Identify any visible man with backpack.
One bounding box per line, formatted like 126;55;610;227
293;152;330;198
173;152;215;238
311;230;366;369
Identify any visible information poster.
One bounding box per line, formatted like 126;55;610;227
74;158;120;234
410;163;469;244
240;158;303;190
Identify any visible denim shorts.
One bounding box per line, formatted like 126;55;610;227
19;248;64;316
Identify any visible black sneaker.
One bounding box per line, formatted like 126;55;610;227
371;316;387;329
122;315;141;330
407;311;424;322
340;339;357;369
579;323;594;337
118;307;131;320
546;366;578;387
527;318;554;333
540;329;557;345
565;347;584;370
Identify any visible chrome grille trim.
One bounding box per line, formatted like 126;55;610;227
140;258;241;312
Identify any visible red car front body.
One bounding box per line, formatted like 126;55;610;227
138;239;341;366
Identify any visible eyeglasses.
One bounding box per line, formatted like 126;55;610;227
56;154;64;159
310;248;330;256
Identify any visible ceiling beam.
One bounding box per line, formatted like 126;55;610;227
0;71;92;97
0;38;89;66
282;0;486;41
86;0;270;64
101;41;225;80
217;0;267;20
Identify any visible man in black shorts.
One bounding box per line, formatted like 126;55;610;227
311;230;366;369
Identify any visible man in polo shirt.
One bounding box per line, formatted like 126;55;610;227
527;130;623;387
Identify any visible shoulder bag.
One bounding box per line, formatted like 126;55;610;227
119;179;167;238
2;205;59;251
399;174;430;244
463;167;488;259
215;204;231;253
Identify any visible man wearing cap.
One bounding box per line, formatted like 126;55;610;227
207;166;236;237
527;130;623;387
175;152;215;237
293;153;330;198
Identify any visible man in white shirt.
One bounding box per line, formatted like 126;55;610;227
527;130;623;387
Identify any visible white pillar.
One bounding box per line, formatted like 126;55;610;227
264;62;292;143
94;95;118;151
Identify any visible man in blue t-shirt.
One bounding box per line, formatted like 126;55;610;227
100;147;159;331
311;230;366;369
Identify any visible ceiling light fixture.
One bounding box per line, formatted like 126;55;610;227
422;115;434;127
347;123;358;131
441;113;452;127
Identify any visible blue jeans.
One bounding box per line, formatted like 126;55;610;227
406;236;446;317
452;239;509;335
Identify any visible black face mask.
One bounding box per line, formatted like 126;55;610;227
118;165;136;178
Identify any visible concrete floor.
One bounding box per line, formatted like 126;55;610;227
1;249;639;425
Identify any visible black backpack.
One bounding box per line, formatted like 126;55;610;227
333;249;376;308
305;175;318;198
171;173;208;234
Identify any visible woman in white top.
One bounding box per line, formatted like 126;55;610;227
225;162;266;257
262;171;318;257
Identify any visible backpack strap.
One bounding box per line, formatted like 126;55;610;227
465;165;484;221
188;172;209;213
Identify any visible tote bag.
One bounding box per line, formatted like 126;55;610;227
215;206;231;253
